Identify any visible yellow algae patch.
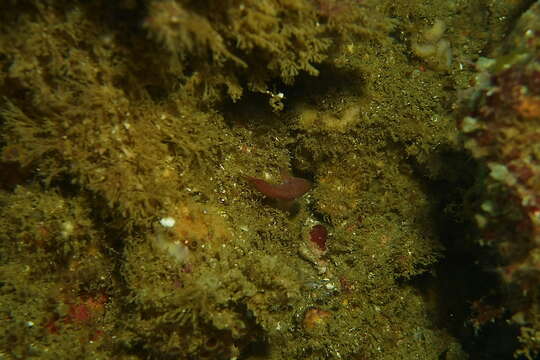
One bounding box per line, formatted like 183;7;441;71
411;19;452;70
296;103;361;133
315;173;363;220
154;201;233;264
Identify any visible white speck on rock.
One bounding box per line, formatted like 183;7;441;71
160;217;176;227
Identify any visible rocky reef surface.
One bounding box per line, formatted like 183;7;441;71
0;0;539;359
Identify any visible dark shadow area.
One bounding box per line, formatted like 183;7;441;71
285;64;366;106
411;149;522;359
219;63;365;121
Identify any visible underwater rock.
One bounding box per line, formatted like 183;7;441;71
460;1;540;357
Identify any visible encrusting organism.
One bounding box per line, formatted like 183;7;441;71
309;224;328;252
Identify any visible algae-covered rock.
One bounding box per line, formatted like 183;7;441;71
1;0;533;359
459;1;540;357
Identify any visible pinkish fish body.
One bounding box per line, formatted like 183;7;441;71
246;175;311;200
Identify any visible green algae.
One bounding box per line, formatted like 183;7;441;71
0;0;534;359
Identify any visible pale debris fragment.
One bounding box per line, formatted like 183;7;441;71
159;216;176;227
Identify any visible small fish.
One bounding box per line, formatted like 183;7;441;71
246;174;311;200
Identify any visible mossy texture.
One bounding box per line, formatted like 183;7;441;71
0;0;533;359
